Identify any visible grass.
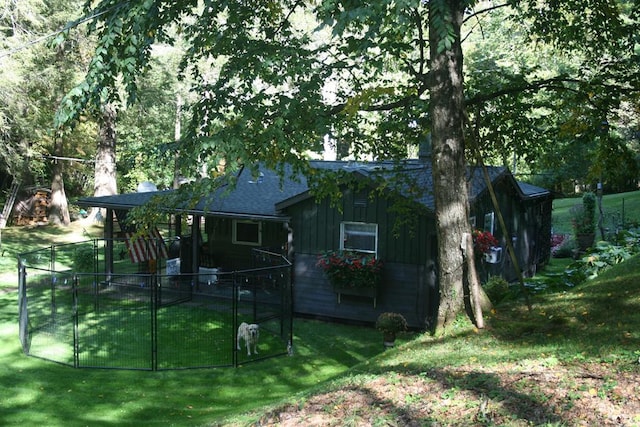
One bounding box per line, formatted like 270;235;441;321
232;255;640;425
0;290;389;425
0;222;392;425
1;205;640;425
552;189;640;235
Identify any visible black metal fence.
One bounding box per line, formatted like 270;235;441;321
17;239;293;370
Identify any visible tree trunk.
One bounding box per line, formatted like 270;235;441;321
89;103;118;221
463;232;488;329
48;136;70;226
173;94;182;190
429;2;479;335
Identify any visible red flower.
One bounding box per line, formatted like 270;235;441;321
472;229;499;254
317;250;383;288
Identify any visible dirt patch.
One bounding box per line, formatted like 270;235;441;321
252;361;640;426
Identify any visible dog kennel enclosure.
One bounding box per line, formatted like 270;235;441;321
18;238;293;370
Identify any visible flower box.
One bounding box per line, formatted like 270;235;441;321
334;285;377;307
317;251;383;308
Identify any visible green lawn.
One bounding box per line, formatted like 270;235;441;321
552;189;640;235
0;223;392;425
1;204;639;425
0;287;390;426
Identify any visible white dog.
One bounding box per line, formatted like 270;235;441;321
237;322;259;356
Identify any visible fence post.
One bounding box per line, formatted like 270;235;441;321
151;272;158;371
73;274;79;368
232;272;238;367
18;260;29;354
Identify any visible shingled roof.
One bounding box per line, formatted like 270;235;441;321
76;160;548;220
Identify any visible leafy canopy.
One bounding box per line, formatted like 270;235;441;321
56;1;639;189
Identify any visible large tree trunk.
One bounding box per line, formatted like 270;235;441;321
89;103;118;222
173;94;182;190
48;136;70;226
429;1;481;335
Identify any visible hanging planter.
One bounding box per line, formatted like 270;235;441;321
484;246;502;264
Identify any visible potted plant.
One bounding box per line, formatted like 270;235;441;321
316;251;383;303
572;192;596;252
375;312;407;348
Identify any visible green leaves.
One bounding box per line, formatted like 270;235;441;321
429;0;457;53
54;0;640;194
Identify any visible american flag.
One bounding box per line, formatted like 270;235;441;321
124;228;168;263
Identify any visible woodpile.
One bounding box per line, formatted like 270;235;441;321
12;189;50;225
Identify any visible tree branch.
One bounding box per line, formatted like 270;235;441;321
463;2;511;25
466;76;581;106
328;80;429;116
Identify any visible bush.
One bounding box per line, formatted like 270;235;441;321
571;192;596;236
561;232;640;286
73;245;95;272
375;312;408;334
483;275;511;303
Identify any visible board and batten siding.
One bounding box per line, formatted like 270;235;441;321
470;177;553;282
285;188;439;328
203;217;287;269
287;188;434;264
293;254;437;328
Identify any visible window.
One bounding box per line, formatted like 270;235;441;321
484;212;495;234
340;222;378;254
232;220;262;246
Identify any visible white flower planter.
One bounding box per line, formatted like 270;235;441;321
484;246;502;264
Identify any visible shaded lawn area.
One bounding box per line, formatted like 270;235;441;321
231;256;640;426
0;284;395;426
0;223;399;425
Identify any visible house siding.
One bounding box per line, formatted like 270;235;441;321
286;190;438;328
203;218;287;269
293;254;436;329
470;177;553;282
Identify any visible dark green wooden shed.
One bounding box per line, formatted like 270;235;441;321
77;159;552;329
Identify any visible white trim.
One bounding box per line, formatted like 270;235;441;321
340;221;378;255
232;220;262;246
484;212;495;234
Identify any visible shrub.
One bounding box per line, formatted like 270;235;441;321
375;312;408;335
73;245;95;272
569;241;635;281
571;192;596;236
483;275;511;303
